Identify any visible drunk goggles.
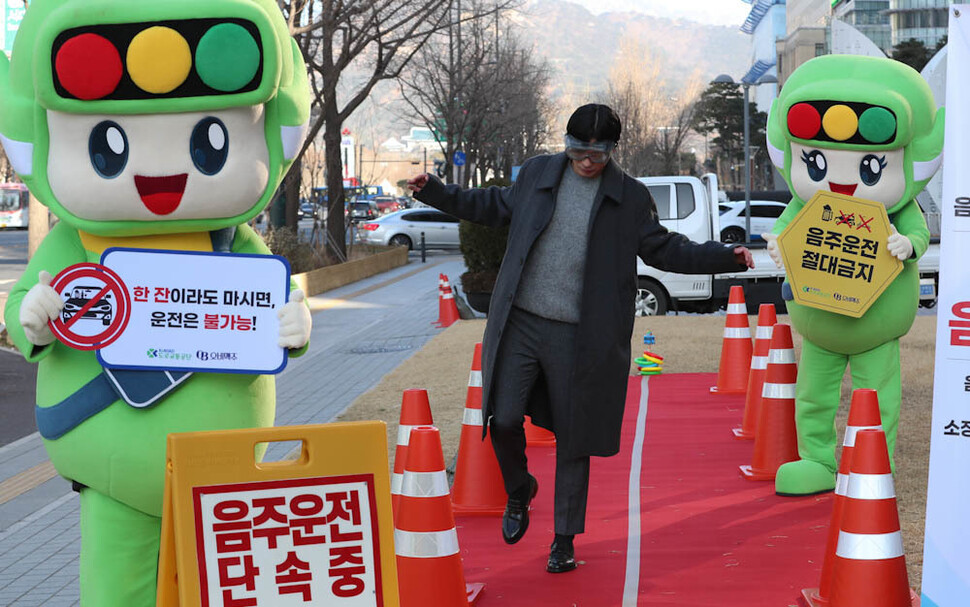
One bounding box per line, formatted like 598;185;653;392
564;134;615;164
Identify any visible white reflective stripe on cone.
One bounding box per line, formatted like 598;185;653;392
391;472;403;495
767;349;796;364
727;303;747;314
843;425;883;447
400;470;451;498
395;528;461;558
443;292;454;300
750;355;768;370
463;407;483;426
756;326;773;340
762;382;796;399
468;370;482;387
723;327;751;339
835;530;904;560
397;424;418;446
835;472;849;497
845;472;895;500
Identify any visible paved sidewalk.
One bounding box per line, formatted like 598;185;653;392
0;252;468;606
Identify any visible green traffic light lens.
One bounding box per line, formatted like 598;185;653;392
195;23;261;92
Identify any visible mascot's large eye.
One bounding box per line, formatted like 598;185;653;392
88;121;128;179
800;150;827;182
859;154;887;187
190;117;229;176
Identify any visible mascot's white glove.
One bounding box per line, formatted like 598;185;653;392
278;289;311;349
19;270;63;346
887;226;914;260
762;233;784;270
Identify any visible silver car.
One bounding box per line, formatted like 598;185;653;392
357;208;461;250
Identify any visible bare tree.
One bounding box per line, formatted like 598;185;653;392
602;39;704;178
653;74;703;175
603;38;668;177
398;12;551;186
277;0;513;259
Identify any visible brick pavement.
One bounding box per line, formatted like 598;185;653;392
0;252;468;606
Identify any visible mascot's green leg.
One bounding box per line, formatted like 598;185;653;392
776;339;845;496
849;339;902;473
80;488;160;607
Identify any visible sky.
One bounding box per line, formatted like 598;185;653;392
566;0;753;27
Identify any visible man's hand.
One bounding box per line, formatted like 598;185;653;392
733;246;754;269
278;289;311;349
20;270;63;346
762;233;784;270
406;174;429;193
887;225;914;260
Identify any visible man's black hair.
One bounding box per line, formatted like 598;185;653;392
566;104;622;143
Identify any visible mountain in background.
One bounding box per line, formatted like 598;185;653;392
557;0;750;26
347;0;751;148
516;0;750;96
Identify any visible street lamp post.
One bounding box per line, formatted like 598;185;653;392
712;72;778;243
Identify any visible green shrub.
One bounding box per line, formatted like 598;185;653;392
458;177;510;294
459;221;509;273
261;226;324;274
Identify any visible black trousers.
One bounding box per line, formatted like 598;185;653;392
489;306;590;536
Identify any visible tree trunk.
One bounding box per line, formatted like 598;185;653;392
284;157;301;231
323;121;346;260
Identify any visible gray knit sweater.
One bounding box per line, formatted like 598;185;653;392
512;166;600;323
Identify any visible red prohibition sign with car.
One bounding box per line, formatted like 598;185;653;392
49;263;131;351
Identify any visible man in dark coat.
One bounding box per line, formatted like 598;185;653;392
407;104;753;573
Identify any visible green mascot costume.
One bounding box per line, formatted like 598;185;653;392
0;1;312;604
764;55;944;495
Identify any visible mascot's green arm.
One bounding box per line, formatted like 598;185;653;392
892;201;929;263
4;222;86;363
771;198;806;236
231;223;310;357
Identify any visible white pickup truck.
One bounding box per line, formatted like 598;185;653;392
633;173;940;316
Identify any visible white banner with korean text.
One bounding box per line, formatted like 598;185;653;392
96;248;291;374
922;6;970;606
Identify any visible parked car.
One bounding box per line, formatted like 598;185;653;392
356;208;460;249
347;200;380;222
371;195;400;214
298;199;318;220
717;200;788;243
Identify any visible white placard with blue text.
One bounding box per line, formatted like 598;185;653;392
96;248;291;374
922;7;970;607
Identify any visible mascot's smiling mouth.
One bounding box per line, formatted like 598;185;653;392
828;182;858;196
134;174;188;215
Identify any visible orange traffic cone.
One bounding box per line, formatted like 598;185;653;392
524;416;556;447
452;343;507;516
733;304;777;439
396;426;485;606
710;285;753;394
828;428;918;607
435;273;461;328
740;323;798;481
803;389;884;607
392;389;434;519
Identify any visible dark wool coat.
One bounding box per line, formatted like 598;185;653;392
416;154;745;457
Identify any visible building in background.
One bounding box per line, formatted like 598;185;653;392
740;0;786;112
776;0;831;83
832;0;892;53
887;0;952;48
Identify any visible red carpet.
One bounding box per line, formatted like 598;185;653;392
454;373;832;606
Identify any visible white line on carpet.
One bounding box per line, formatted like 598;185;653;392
622;375;649;606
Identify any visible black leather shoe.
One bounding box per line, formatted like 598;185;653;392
546;534;577;573
502;474;538;544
